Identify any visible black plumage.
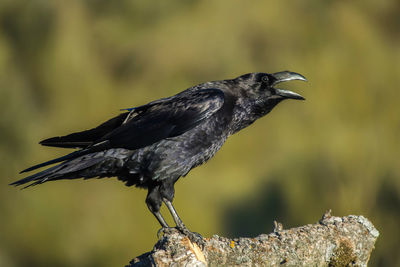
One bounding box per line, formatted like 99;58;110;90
12;71;307;235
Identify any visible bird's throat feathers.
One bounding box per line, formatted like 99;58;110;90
229;94;283;134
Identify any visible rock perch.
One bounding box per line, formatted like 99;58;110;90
128;213;378;267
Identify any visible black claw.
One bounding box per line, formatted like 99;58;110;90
157;227;174;240
157;227;165;239
176;226;205;248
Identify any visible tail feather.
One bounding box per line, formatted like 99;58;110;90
20;150;85;173
19;140;110;173
12;154;105;188
10;164;63;187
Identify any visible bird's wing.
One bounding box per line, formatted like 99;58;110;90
101;88;225;150
20;89;225;173
40;112;130;148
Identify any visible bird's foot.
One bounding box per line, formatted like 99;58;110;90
176;225;205;248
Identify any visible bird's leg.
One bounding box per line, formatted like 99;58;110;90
163;198;204;246
152;210;170;229
163;198;185;229
146;186;171;239
149;206;172;240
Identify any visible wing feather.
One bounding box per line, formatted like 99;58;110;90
102;88;225;149
19;89;225;173
40;112;130;148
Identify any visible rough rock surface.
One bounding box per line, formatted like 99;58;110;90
127;212;379;267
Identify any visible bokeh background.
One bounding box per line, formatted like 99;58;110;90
0;0;399;266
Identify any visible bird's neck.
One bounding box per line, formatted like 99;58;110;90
229;98;282;134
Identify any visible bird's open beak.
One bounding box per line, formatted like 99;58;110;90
271;71;307;100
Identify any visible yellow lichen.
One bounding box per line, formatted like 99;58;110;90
329;239;357;267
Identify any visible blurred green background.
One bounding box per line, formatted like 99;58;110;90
0;0;399;266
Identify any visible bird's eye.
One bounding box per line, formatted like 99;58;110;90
261;75;269;83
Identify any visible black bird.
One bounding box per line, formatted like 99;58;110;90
12;71;306;237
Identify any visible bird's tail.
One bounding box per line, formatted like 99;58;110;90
19;150;88;173
11;152;107;188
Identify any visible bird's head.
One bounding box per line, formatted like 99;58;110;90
236;70;306;101
229;71;307;131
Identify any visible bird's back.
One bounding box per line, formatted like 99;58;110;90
120;94;236;187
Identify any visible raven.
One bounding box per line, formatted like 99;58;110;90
12;71;306;237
